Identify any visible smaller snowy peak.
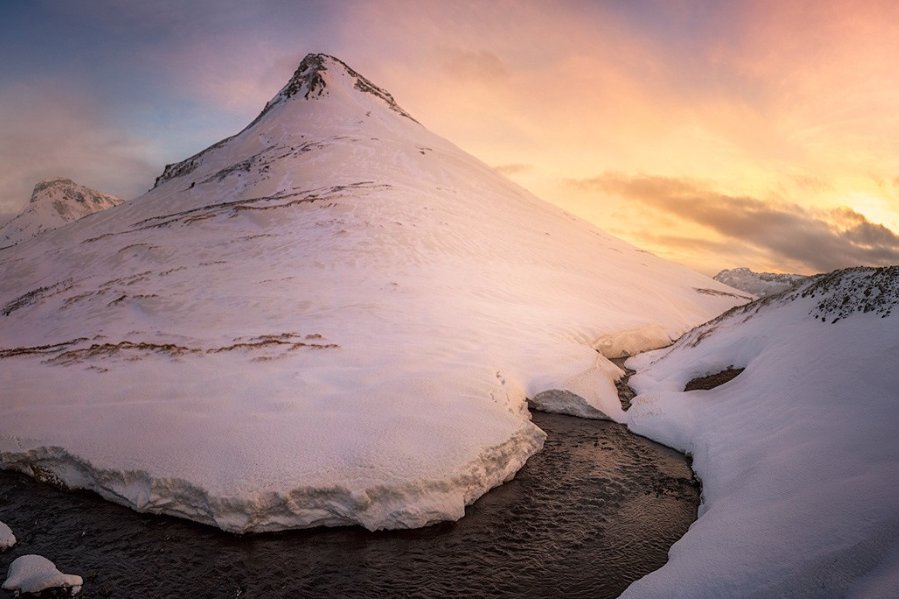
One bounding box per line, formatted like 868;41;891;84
1;178;122;247
713;267;807;297
29;178;121;215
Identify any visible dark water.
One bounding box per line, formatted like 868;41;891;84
0;413;699;598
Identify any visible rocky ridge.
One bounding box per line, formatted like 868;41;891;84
713;267;807;297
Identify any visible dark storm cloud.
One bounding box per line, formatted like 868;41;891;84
571;173;899;273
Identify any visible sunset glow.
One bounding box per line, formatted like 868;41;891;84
2;0;898;274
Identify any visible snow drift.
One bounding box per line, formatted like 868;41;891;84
0;54;745;532
623;266;899;597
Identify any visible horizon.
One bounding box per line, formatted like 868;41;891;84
2;0;899;276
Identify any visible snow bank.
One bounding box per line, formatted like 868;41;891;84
593;323;672;358
0;54;745;532
0;521;14;550
2;555;82;595
623;267;899;597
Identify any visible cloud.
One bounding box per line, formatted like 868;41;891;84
575;172;899;273
436;48;508;82
0;79;160;215
493;163;532;176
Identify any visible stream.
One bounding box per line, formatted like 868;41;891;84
0;411;698;598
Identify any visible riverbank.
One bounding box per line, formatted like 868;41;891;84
1;411;698;598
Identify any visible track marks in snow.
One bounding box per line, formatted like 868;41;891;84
0;332;338;367
2;279;74;316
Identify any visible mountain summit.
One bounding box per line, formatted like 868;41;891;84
153;53;415;189
0;178;121;247
0;55;746;532
269;53;416;120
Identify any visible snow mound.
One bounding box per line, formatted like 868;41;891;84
623;266;899;597
0;53;746;532
713;266;807;297
0;178;122;248
2;555;82;595
0;521;14;551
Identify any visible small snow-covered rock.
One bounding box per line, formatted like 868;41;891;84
2;555;82;595
0;521;15;550
530;390;611;420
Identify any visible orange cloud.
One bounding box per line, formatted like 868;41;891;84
5;0;898;275
581;173;899;273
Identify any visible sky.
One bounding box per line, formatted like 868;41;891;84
2;0;899;275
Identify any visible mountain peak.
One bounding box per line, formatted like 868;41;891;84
28;178;121;212
281;53;331;100
152;53;418;189
30;178;77;203
1;178;122;247
263;53;417;123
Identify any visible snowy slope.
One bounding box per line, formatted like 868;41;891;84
0;178;122;248
623;266;899;597
0;54;746;533
713;266;806;297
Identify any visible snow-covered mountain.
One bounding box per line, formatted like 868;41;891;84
0;178;122;248
623;266;899;597
713;266;807;297
0;54;747;533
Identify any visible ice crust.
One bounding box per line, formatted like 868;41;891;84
2;555;82;595
0;54;745;533
622;268;899;597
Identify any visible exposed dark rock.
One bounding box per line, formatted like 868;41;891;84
610;357;637;411
684;368;744;391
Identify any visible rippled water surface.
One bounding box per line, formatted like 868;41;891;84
0;413;699;598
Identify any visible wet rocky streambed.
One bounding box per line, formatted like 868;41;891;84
0;411;700;598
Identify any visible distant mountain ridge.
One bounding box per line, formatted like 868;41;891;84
0;178;122;247
713;266;807;297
